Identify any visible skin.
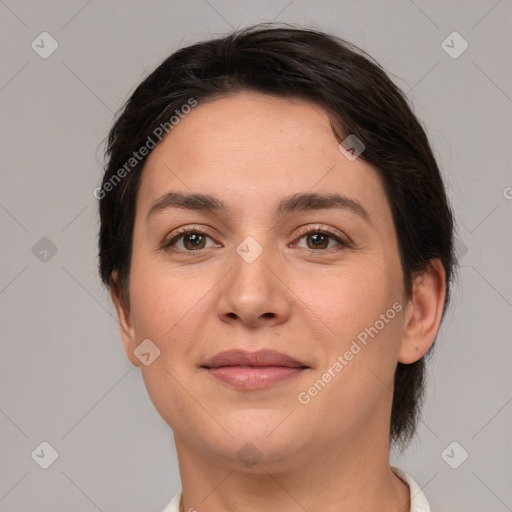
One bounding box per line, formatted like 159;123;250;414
110;91;446;512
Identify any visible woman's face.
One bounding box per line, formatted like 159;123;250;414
115;91;413;468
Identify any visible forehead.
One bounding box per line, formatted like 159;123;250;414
136;91;391;225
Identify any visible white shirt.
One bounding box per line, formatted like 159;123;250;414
161;465;430;511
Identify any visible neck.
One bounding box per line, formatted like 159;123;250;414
174;423;410;512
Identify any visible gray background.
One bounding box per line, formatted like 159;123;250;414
1;1;511;511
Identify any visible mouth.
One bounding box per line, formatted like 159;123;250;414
201;349;309;390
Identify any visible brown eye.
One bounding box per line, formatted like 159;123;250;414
181;232;207;250
162;229;217;252
294;229;349;251
305;232;330;249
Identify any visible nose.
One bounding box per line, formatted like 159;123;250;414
216;242;291;329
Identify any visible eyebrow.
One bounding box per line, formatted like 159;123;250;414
146;191;371;224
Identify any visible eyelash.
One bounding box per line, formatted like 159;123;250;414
160;224;352;255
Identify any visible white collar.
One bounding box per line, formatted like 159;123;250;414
162;466;431;512
391;465;431;512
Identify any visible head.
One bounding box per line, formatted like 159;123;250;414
98;24;455;461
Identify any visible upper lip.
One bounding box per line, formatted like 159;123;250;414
202;349;309;369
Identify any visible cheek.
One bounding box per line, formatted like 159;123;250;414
128;247;187;334
293;259;397;340
127;259;203;426
296;259;404;389
127;252;217;361
296;299;404;441
128;270;169;339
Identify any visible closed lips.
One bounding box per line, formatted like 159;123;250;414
201;349;309;369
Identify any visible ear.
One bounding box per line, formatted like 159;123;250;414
109;272;140;367
398;259;447;364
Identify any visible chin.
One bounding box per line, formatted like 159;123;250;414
175;416;305;470
209;436;304;473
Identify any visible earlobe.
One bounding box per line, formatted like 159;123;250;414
109;273;140;367
398;259;446;364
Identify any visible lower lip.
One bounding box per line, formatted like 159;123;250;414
205;366;306;390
